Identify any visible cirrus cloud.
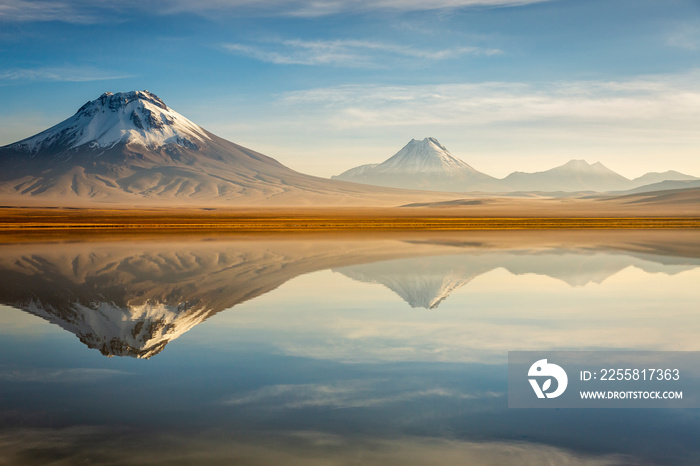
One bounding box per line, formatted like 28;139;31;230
223;38;501;67
0;66;132;82
0;0;550;22
276;71;700;137
222;380;500;409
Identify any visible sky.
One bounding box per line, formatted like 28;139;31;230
1;0;699;178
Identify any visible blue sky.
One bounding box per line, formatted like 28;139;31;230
1;0;699;177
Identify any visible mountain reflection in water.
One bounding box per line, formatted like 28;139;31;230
0;231;698;358
2;231;700;465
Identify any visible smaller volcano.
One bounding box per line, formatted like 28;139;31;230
333;137;498;192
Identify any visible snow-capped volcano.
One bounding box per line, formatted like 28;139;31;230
333;137;498;192
374;137;479;175
11;91;209;154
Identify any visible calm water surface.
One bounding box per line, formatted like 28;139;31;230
1;231;699;465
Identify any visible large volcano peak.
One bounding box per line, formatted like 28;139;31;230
6;90;209;155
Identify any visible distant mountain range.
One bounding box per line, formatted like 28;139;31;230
334;138;698;193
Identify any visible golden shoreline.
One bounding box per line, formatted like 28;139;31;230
1;211;700;232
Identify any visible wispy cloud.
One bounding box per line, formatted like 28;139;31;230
0;0;549;22
0;427;634;466
222;381;499;409
265;73;700;175
0;0;100;23
262;0;552;18
0;367;131;383
666;24;700;50
0;67;132;82
223;38;500;67
277;72;700;131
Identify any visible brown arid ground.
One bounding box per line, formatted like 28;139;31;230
1;187;700;236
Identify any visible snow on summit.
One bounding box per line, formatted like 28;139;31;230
9;90;209;153
374;137;480;175
333;137;498;192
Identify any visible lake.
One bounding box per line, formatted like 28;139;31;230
1;230;699;465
